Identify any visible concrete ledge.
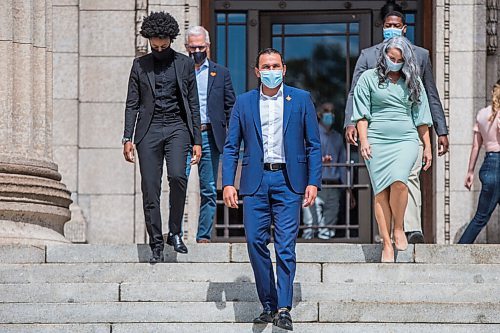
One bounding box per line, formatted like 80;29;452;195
0;263;321;283
0;324;110;333
120;282;500;303
0;302;318;324
322;263;500;284
415;245;500;264
319;301;500;323
0;245;45;264
0;283;118;303
46;244;231;263
112;323;500;333
230;243;414;263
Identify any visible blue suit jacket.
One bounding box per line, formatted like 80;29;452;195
206;60;235;153
222;84;322;196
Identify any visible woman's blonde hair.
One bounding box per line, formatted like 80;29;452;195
490;79;500;121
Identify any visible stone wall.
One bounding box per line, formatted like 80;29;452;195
53;0;201;244
434;0;499;244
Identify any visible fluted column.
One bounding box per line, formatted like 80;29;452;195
0;0;72;245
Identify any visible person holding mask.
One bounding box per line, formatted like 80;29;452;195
458;81;500;244
344;2;449;244
184;26;235;243
122;12;201;263
302;103;347;239
352;36;433;263
222;48;321;330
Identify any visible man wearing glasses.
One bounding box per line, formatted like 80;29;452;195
185;26;235;243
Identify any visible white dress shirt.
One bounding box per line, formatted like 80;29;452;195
260;84;286;164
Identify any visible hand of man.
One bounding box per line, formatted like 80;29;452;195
345;125;358;146
322;155;333;163
437;135;449;156
302;185;318;208
464;172;474;191
191;145;202;165
123;142;135;163
223;186;239;209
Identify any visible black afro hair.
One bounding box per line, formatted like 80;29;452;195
140;12;180;40
380;1;404;21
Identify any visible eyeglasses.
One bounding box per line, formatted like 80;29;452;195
186;45;207;52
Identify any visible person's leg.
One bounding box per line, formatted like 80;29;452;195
374;188;394;262
164;122;191;235
197;130;220;241
319;188;341;239
390;181;409;251
301;205;314;240
135;124;165;250
404;144;423;234
270;170;302;310
243;171;277;312
458;155;500;243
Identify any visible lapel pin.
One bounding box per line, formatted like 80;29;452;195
210;72;217;77
286;95;292;101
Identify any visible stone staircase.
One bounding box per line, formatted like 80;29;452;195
1;243;500;332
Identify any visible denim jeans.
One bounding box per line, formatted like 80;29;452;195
302;187;341;239
186;130;220;240
458;152;500;244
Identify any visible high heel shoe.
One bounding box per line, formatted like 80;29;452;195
381;245;395;263
393;230;408;251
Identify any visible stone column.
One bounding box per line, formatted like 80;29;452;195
0;0;72;245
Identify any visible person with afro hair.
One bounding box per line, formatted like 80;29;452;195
344;1;449;248
122;11;202;263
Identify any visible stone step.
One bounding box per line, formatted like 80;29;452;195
0;263;320;283
1;324;500;333
1;301;499;324
0;302;317;324
2;244;500;264
1;262;499;284
2;282;498;304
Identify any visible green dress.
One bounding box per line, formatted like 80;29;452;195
352;68;433;194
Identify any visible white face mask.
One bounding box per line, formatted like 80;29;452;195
385;55;404;72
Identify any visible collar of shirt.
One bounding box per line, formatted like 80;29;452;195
196;58;209;74
259;84;283;101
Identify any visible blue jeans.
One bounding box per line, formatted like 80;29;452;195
186;130;220;241
458;152;500;244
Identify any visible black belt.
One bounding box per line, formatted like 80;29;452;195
264;163;286;171
201;123;212;131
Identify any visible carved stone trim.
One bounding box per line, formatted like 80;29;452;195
487;0;498;55
135;0;149;56
443;0;451;244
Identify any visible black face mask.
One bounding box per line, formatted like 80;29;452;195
190;51;207;65
151;47;172;62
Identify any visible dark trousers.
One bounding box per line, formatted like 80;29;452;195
243;169;302;311
459;152;500;244
136;112;191;250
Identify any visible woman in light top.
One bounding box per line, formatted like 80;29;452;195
352;36;433;262
458;80;500;244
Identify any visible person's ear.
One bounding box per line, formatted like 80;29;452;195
254;67;261;78
282;64;287;77
402;25;407;35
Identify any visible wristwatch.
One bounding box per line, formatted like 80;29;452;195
121;137;132;145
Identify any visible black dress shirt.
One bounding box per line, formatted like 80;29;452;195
154;49;181;114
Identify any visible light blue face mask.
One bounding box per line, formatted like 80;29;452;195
321;113;334;127
385;55;404;72
260;70;283;89
383;27;403;40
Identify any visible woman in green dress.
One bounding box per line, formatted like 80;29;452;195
352;36;433;263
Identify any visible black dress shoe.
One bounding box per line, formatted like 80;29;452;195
253;310;276;324
273;310;293;331
166;233;188;254
149;247;164;264
407;231;425;244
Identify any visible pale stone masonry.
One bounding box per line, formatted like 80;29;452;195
50;0;499;244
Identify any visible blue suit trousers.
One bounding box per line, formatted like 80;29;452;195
243;169;302;311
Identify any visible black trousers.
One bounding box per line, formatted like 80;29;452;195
136;112;191;250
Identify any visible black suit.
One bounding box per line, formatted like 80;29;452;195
124;51;201;250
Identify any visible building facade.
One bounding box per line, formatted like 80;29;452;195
51;0;499;244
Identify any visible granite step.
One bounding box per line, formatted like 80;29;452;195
1;323;500;333
1;301;499;324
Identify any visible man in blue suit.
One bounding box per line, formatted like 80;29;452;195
185;26;235;243
222;48;322;331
